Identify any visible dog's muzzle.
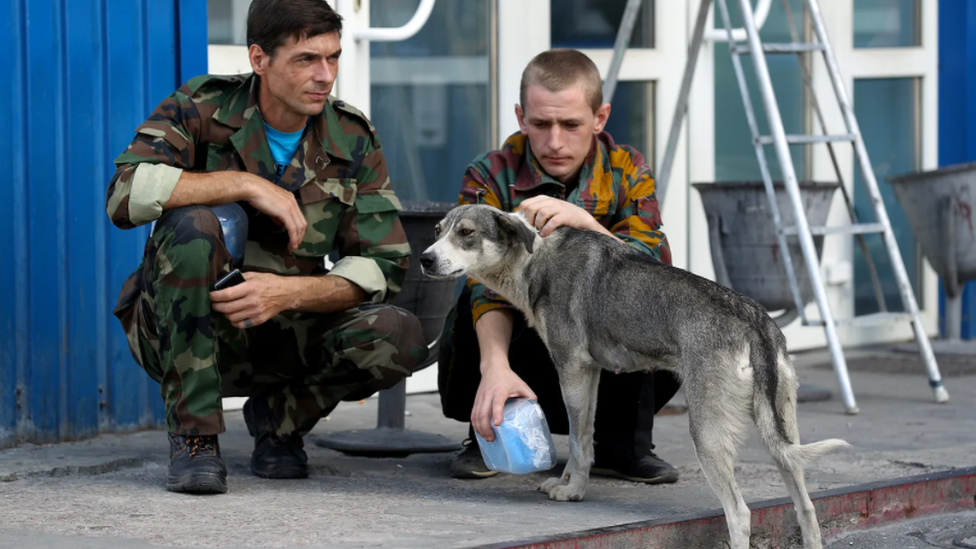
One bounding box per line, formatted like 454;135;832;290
420;251;462;279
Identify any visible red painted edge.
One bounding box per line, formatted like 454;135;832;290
473;468;976;549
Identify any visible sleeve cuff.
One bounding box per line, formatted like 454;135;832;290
129;163;183;225
329;256;388;303
471;300;515;324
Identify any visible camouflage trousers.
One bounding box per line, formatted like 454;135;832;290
113;205;429;437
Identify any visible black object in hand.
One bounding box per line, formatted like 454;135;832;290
213;269;246;291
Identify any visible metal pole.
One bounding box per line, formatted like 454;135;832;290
656;0;712;206
602;0;643;104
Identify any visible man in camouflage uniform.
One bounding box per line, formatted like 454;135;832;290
107;0;427;494
439;49;682;483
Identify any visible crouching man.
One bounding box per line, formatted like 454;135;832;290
106;0;427;494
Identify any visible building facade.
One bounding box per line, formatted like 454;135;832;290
1;0;970;443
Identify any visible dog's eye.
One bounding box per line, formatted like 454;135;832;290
433;226;441;237
458;228;474;237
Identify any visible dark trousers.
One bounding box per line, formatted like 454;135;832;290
438;288;681;460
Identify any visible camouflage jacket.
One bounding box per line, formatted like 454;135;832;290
460;131;671;323
106;74;410;303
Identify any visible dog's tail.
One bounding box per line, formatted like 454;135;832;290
781;438;851;470
752;339;849;470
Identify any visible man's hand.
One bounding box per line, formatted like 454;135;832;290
471;359;538;441
210;272;293;329
518;196;600;237
243;176;308;251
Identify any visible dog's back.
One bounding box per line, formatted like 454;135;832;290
524;226;781;371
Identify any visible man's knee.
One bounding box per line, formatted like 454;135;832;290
155;205;224;242
360;304;429;374
151;205;239;278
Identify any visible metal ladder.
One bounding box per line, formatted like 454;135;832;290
641;0;949;414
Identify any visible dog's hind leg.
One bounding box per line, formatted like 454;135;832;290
540;363;600;502
754;353;842;549
685;356;755;549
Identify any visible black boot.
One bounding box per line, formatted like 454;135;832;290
166;433;228;494
244;396;308;479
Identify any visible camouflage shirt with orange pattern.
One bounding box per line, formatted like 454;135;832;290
458;131;671;323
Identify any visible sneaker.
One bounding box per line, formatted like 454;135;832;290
244;397;308;479
166;433;228;494
592;451;680;484
450;439;498;479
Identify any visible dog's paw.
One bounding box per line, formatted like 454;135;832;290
540;477;566;493
546;483;585;502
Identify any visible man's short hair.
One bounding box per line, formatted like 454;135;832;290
247;0;343;59
519;49;603;114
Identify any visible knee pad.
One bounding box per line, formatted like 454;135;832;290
152;203;248;268
210;203;248;268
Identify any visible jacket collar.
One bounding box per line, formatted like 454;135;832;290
514;133;605;192
213;75;353;185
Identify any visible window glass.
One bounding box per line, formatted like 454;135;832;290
207;0;250;45
714;0;807;182
853;0;920;48
853;78;921;314
604;81;654;169
370;0;493;202
551;0;654;49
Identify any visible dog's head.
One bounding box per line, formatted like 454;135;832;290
420;204;538;280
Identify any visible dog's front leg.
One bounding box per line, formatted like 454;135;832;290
541;364;600;502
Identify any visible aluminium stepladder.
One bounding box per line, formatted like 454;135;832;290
648;0;948;414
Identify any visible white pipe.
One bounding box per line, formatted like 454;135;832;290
703;0;772;42
355;0;437;42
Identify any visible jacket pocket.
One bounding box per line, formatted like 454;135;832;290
292;178;358;257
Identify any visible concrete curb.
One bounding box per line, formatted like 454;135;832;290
470;467;976;549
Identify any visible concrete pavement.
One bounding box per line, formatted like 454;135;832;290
0;345;974;548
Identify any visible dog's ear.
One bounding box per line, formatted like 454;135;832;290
496;212;536;254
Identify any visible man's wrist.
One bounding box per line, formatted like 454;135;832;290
270;274;302;311
480;358;511;375
237;173;262;202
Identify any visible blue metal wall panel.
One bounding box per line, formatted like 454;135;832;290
65;0;107;439
0;0;29;447
178;0;210;86
26;0;68;441
0;0;208;447
938;0;976;339
104;0;159;431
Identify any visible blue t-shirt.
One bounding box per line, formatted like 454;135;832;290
264;122;306;181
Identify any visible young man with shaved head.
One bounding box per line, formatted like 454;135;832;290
439;49;683;483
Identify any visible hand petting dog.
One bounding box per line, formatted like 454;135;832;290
519;196;621;242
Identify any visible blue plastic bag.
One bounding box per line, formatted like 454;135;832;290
474;398;557;474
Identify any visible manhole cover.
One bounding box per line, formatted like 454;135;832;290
813;355;976;377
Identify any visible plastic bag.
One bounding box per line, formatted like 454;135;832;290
474;398;557;474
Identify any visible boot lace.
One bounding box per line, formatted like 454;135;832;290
186;435;216;457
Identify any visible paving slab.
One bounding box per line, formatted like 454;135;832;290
0;346;974;548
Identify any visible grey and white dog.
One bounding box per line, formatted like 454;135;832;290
420;204;849;549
